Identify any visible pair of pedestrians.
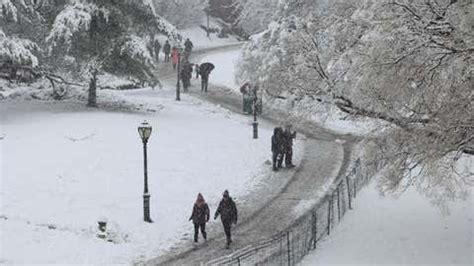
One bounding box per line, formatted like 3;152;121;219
189;190;238;249
271;124;297;171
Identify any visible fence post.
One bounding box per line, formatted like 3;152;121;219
311;211;317;249
327;197;331;236
287;231;291;266
353;178;357;198
346;175;352;209
337;187;341;221
237;256;241;266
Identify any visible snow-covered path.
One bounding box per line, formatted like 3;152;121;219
143;46;356;265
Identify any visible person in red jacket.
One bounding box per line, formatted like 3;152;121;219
171;47;179;70
189;193;210;242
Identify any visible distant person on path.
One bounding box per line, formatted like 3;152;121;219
283;124;297;168
171;47;179;70
153;38;161;62
189;193;210;243
184;38;194;54
163;40;171;62
199;62;214;92
214;190;238;249
271;127;285;171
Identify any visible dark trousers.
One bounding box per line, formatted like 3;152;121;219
194;223;207;242
164;53;170;62
285;147;293;166
222;220;232;244
201;78;208;92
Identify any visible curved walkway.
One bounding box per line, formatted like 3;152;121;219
143;46;357;265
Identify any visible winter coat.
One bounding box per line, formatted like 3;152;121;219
199;62;215;79
272;128;284;153
163;42;171;54
171;49;179;64
153;39;161;53
189;202;210;224
180;63;193;80
283;130;296;149
184;39;194;52
215;197;238;223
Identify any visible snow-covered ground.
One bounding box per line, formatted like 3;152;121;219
300;175;474;266
0;83;279;264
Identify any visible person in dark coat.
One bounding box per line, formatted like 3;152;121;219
184;38;194;54
283;124;297;168
271;127;285;171
199;62;215;93
189;193;210;242
214;190;238;249
153;39;161;62
163;40;171;62
180;60;193;92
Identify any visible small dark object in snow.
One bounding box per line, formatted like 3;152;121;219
48;224;57;230
0;215;8;220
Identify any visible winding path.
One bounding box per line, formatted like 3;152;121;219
142;45;357;265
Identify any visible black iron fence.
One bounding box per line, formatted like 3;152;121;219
206;155;384;266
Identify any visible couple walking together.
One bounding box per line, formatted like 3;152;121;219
189;190;238;249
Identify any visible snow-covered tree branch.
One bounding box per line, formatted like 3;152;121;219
237;0;473;202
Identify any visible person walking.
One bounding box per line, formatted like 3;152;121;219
171;47;179;70
153;38;161;62
180;60;193;92
283;124;297;168
163;40;171;62
199;62;215;92
184;38;194;54
189;193;210;243
271;127;285;171
214;190;238;249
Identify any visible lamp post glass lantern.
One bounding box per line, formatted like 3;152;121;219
138;121;153;223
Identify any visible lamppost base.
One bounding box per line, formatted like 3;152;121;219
143;193;153;223
253;122;258;139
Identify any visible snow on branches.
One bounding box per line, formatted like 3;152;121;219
120;35;153;66
238;0;474;202
0;28;40;66
0;0;19;21
46;1;108;48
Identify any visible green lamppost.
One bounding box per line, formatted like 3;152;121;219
138;121;153;223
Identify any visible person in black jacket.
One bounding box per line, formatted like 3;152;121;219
189;193;210;242
153;39;161;62
180;60;193;92
199;62;215;93
214;190;238;249
271;127;284;171
163;40;171;62
283;124;297;168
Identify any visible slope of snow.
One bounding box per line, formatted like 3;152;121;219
300;175;474;266
0;84;289;264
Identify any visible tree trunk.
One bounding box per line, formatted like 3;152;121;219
87;71;97;107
